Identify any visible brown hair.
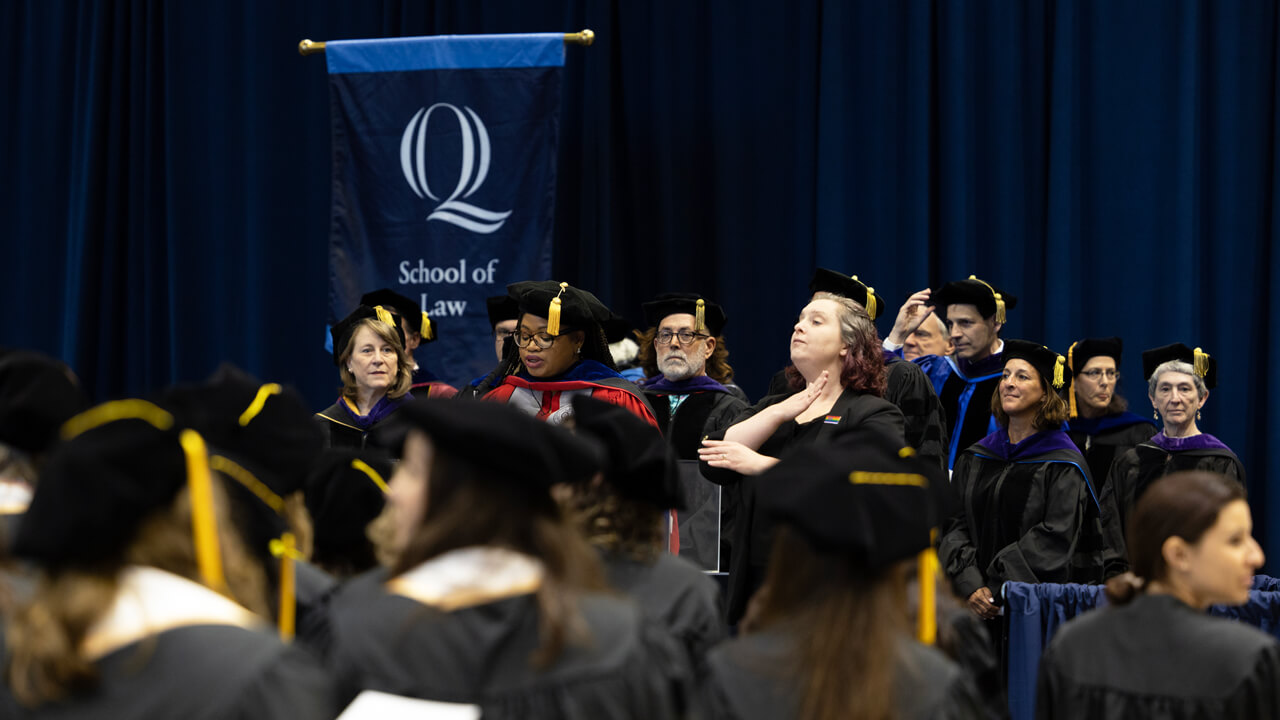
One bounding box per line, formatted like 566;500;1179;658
390;446;607;669
636;327;737;385
785;293;887;397
752;527;906;720
6;481;268;707
1104;471;1247;605
991;369;1070;431
563;480;664;564
338;318;414;401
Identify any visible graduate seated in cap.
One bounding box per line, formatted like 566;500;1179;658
567;396;724;680
325;399;685;719
698;426;984;720
635;293;748;571
161;365;339;654
765;270;949;472
1099;343;1243;577
474;281;657;426
698;294;905;627
938;341;1106;625
316;304;416;456
304;448;392;581
1062;337;1157;487
360;288;457;398
2;400;338;719
1038;471;1277;718
884;275;1018;469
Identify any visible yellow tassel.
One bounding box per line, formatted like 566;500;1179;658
351;458;390;495
547;282;568;336
865;287;878;320
917;546;938;645
269;533;303;642
1053;355;1065;389
695;299;707;334
1193;347;1210;378
1067;342;1078;419
420;312;435;341
61;399;173;439
210;455;285;515
968;275;1005;324
180;429;226;593
238;384;282;427
373;305;396;330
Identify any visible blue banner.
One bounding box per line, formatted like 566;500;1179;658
326;33;564;386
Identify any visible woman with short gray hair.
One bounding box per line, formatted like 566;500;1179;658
1098;343;1244;577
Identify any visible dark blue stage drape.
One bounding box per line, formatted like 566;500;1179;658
4;1;1280;566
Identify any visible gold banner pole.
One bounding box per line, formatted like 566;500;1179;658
299;30;594;56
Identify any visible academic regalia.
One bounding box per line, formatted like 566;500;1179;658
483;360;658;426
1036;593;1280;719
700;387;906;625
6;567;338;720
701;630;985;720
642;374;747;570
939;429;1104;599
915;352;1003;470
1100;433;1245;576
326;548;685;719
1064;412;1157;488
314;394;408;455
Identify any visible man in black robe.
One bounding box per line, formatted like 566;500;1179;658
637;293;747;571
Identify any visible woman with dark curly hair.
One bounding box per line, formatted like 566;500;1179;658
939;340;1105;622
698;293;905;625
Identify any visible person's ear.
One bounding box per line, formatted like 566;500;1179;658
1162;536;1193;574
703;336;717;359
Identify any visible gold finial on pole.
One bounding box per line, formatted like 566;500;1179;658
298;39;326;56
564;29;595;46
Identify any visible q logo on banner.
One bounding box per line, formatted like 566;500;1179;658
400;104;513;234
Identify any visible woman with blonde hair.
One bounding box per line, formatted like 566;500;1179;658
2;400;336;718
316;304;415;454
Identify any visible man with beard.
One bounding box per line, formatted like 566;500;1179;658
638;294;747;572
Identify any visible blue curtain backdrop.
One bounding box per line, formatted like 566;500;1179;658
4;0;1280;565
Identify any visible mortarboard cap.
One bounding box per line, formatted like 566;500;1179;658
361;288;437;343
808;269;886;321
305;448;391;565
1142;342;1216;389
330;305;406;366
508;281;612;337
931;276;1018;323
486;295;520;329
1065;337;1123;418
570;396;682;510
641;293;728;336
0;349;90;457
379;398;604;488
1002;339;1067;390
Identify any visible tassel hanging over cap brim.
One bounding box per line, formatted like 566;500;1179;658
421;312;435;341
1193;347;1210;378
373;305;395;330
917;547;938;645
1067;343;1078;418
695;299;707;334
1053;355;1066;389
180;429;226;594
547;282;568;336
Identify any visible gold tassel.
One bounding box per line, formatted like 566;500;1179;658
865;287;878;320
373;305;395;330
1053;355;1065;389
1067;342;1078;419
967;275;1006;324
420;312;435;341
238;384;282;427
269;533;303;642
547;282;568;336
695;299;707;334
61;399;173;439
917;546;938;645
351;459;390;495
180;429;226;593
1193;347;1210;378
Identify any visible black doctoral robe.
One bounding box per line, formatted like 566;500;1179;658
314;401;403;457
699;629;984;720
939;429;1105;600
326;568;686;719
1064;412;1158;491
1099;432;1245;576
4;624;337;720
1036;593;1280;719
701;387;905;625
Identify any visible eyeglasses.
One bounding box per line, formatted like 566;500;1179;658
514;332;558;350
655;330;709;346
1079;369;1119;381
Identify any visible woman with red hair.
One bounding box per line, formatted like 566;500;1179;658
699;293;904;626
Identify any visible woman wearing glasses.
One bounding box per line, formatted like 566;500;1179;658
1062;337;1157;486
698;293;905;626
478;281;657;426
